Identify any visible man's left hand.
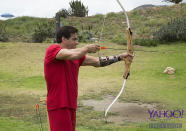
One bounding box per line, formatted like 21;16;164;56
120;52;134;62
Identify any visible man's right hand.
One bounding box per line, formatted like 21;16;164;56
85;44;100;53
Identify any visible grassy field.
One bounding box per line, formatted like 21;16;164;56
0;42;186;131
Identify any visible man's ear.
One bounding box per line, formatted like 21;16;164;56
62;37;65;42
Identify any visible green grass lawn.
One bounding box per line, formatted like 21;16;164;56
0;42;185;131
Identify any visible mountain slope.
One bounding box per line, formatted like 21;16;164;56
2;3;186;42
133;4;156;10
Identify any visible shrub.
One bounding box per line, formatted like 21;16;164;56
111;34;127;45
78;30;93;43
32;21;55;43
0;22;8;42
112;34;157;46
43;38;54;43
107;12;117;18
94;14;104;18
133;39;158;47
153;18;186;42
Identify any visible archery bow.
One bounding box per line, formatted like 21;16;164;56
104;0;133;118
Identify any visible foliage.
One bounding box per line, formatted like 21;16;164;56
106;12;117;18
43;38;54;43
32;21;55;43
56;9;70;18
69;0;88;17
111;34;158;46
78;30;93;43
4;16;51;42
111;34;127;45
163;0;183;4
0;22;8;42
153;18;186;42
2;3;186;43
133;39;158;46
94;14;104;18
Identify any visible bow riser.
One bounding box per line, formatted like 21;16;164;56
123;28;133;79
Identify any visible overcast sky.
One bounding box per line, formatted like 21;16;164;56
0;0;186;20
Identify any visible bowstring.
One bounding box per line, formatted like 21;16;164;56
98;15;107;57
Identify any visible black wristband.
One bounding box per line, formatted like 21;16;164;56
113;56;117;62
117;55;121;61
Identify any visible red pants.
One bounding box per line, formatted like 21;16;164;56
48;108;76;131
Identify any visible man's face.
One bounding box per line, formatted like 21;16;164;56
62;33;79;49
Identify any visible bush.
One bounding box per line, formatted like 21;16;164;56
107;12;117;18
94;14;104;18
32;21;55;43
0;22;8;42
78;30;93;43
112;34;157;46
153;18;186;42
111;34;127;45
133;39;158;47
43;38;54;43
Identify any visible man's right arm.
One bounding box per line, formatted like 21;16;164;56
56;44;100;60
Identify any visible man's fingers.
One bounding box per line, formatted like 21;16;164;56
87;44;101;53
129;57;133;62
127;53;134;62
95;45;100;51
128;53;135;57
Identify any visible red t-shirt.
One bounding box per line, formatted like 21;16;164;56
44;44;86;111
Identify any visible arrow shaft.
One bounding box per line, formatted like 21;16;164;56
102;47;158;52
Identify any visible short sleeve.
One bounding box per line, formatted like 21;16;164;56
44;44;62;64
79;55;86;66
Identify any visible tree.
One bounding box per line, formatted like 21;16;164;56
163;0;182;4
56;9;70;18
69;0;88;17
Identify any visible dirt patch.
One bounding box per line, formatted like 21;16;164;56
81;96;156;124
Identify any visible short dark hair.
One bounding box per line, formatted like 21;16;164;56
56;26;78;43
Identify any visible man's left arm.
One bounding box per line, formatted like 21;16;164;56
82;52;133;67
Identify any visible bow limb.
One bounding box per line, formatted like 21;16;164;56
116;0;130;28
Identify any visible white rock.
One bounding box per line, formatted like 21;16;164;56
163;67;175;75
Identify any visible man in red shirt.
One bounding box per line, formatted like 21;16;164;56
44;26;133;131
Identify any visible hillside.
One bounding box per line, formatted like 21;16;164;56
2;17;53;42
133;4;156;10
2;3;186;42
